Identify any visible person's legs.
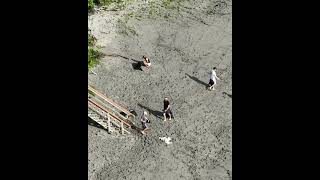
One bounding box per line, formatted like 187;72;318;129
208;79;215;90
208;79;214;90
163;112;167;121
211;80;216;90
170;110;174;119
141;122;147;134
167;109;172;120
141;121;145;129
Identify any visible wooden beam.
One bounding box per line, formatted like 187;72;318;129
88;85;135;118
88;98;132;128
107;114;111;133
121;122;124;135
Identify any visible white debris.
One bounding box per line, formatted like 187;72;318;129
90;70;97;75
159;137;172;145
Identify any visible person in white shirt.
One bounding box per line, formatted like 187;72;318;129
140;111;150;134
208;67;221;90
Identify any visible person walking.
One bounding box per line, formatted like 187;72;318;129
163;97;174;121
208;67;221;90
140;111;150;134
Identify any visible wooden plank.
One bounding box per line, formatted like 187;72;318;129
88;103;121;128
107;114;111;133
88;101;135;131
88;107;120;129
121;122;124;135
88;106;131;134
88;86;131;114
89;94;128;120
88;85;134;117
88;98;132;128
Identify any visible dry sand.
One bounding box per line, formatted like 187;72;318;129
88;0;232;179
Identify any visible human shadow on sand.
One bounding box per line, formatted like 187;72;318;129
138;103;163;119
105;53;143;71
106;53;141;63
223;92;232;98
185;73;208;87
132;62;143;71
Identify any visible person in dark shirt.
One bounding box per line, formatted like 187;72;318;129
163;97;174;121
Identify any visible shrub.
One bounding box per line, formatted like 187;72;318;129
88;33;97;47
88;0;95;11
88;47;103;70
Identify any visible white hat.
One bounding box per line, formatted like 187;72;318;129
144;111;148;115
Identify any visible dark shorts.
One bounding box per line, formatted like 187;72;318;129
209;79;215;86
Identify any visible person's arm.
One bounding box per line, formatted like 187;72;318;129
214;71;221;80
215;74;221;81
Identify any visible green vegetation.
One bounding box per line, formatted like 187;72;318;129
88;31;103;71
88;47;103;70
88;33;97;47
89;1;129;70
88;0;95;11
88;0;131;12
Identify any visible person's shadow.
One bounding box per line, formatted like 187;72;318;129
223;92;232;98
138;103;163;119
185;73;208;87
132;62;143;71
105;53;143;71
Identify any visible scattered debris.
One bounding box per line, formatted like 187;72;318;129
159;137;172;145
90;70;97;75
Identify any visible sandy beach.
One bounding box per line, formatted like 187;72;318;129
88;0;232;179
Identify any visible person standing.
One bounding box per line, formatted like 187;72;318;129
208;67;221;90
140;111;149;134
163;97;174;121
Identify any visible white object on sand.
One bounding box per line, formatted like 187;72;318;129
159;137;172;145
90;70;97;75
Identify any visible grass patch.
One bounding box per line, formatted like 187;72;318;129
88;47;103;70
88;33;97;47
88;0;95;12
88;30;103;71
89;0;132;12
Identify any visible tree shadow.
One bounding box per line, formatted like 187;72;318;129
185;73;208;87
138;103;163;119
